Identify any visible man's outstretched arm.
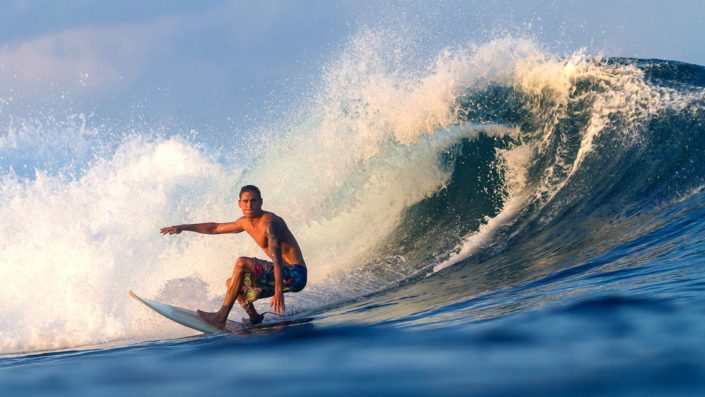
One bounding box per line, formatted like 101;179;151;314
160;221;243;235
266;219;286;315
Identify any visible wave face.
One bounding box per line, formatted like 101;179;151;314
1;34;705;357
391;56;705;276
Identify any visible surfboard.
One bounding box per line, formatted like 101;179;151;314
129;290;246;334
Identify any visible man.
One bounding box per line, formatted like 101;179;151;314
160;185;307;328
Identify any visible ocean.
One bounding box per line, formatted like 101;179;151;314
1;36;705;396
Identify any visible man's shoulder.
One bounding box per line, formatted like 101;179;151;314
232;216;247;226
260;212;286;226
257;210;276;219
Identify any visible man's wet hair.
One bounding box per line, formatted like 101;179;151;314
239;185;261;199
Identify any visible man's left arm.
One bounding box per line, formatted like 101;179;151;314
266;219;286;315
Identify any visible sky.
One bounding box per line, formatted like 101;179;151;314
0;0;703;141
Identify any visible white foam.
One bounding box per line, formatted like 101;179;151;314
0;134;247;353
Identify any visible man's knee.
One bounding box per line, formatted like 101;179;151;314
234;256;253;272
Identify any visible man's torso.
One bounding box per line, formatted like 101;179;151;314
238;212;305;266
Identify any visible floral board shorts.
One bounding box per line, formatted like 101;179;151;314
241;258;307;304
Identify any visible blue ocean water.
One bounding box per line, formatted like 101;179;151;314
2;38;705;396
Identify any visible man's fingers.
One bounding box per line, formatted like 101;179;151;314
160;226;179;235
270;296;285;315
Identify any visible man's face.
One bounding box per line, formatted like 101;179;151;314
238;191;263;218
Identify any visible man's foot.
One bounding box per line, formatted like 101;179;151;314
197;309;227;329
241;313;265;326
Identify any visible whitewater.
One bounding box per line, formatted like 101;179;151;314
2;32;705;396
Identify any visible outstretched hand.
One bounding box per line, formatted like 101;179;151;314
271;291;286;315
160;225;182;235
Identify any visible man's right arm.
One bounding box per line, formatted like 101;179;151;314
160;220;243;235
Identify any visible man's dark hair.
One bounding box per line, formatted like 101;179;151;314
239;185;261;199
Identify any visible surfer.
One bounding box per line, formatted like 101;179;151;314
159;185;307;328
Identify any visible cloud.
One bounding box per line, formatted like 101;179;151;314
0;16;178;99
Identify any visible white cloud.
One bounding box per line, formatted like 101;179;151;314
0;16;178;98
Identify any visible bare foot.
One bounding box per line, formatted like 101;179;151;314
242;313;265;326
197;309;226;329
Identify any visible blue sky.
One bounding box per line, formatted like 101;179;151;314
1;0;703;140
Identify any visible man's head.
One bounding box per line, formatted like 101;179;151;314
239;185;261;199
238;185;263;218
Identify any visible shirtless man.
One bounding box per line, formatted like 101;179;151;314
160;185;307;328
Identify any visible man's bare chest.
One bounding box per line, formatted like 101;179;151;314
243;226;268;249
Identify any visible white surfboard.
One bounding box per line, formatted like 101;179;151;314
129;290;246;334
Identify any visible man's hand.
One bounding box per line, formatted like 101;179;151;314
271;290;285;315
160;225;182;235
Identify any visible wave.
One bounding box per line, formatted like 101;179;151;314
1;32;704;354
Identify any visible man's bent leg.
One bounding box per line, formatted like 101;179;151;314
197;256;256;328
223;278;263;324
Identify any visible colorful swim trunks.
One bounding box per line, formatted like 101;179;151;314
240;258;307;303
